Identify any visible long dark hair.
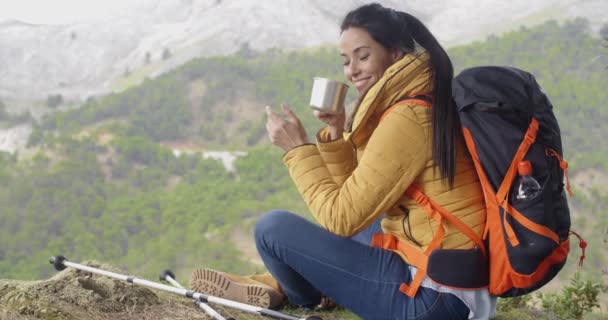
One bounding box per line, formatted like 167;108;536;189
341;3;460;187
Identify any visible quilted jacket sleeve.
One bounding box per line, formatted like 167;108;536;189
315;127;357;186
283;105;429;236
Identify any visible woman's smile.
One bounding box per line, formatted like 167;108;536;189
353;76;371;92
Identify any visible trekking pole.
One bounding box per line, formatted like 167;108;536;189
49;255;322;320
159;269;233;320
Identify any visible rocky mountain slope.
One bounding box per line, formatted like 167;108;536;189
0;0;606;101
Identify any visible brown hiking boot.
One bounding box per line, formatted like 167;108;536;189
190;269;285;309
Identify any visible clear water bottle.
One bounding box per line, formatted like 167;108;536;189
513;160;541;203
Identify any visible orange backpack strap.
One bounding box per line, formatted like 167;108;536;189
380;96;432;122
546;148;574;197
406;185;487;257
495;118;539;204
371;224;444;297
371;233;430;297
374;98;487;297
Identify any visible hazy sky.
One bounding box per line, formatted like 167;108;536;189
0;0;143;24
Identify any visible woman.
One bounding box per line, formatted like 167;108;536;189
191;3;495;319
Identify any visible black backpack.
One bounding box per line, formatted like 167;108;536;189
376;66;587;298
452;66;585;297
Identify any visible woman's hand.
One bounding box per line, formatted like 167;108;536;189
313;110;345;140
265;104;309;152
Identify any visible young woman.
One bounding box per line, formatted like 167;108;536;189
191;3;495;319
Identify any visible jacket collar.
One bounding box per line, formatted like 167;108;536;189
344;52;432;145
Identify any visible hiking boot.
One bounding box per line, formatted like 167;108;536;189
190;269;285;309
316;296;338;311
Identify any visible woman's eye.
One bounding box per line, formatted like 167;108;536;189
342;60;350;66
360;55;369;61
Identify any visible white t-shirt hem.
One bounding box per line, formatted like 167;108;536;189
409;266;497;320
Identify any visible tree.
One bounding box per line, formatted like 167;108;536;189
162;48;172;60
145;51;151;65
602;24;608;69
0;99;7;119
237;41;257;59
27;126;44;147
600;23;608;40
46;94;63;108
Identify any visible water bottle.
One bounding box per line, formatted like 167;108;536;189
513;160;541;204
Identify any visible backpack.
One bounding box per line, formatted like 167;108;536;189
374;66;586;298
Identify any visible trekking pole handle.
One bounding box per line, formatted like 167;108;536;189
159;269;182;288
50;255;67;271
159;269;176;282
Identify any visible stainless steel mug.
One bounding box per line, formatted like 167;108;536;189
309;77;349;114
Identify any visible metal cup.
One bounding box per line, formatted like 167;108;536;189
309;77;349;114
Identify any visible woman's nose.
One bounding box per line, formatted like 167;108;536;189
346;61;361;79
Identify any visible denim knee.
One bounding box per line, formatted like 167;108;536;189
254;209;293;249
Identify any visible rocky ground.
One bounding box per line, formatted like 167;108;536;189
0;260;592;320
0;261;331;320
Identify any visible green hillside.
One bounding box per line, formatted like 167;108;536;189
0;18;606;311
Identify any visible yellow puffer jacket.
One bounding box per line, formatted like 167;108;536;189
283;53;486;264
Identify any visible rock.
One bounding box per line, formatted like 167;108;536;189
0;261;212;320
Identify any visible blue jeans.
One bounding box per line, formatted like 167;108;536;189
254;210;470;320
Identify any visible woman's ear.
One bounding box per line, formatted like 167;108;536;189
392;50;405;62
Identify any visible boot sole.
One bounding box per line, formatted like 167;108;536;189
190;269;272;308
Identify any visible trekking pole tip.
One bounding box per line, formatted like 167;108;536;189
49;255;67;271
304;317;323;320
159;269;176;282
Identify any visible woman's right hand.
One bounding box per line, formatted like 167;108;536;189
313;110;345;140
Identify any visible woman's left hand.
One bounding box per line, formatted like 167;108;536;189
265;104;309;152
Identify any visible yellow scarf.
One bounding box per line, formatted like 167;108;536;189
344;52;432;146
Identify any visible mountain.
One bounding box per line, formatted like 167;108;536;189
0;0;606;101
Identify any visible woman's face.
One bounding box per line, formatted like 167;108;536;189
339;27;403;96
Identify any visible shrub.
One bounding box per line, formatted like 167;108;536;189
538;272;606;320
46;94;63;108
